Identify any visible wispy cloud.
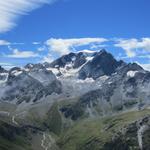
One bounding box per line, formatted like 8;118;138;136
114;38;150;58
0;40;10;46
90;44;107;49
1;37;150;67
6;47;39;58
38;46;46;51
33;42;41;45
0;0;56;33
46;38;108;55
0;40;25;46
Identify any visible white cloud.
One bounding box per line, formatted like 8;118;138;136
38;46;46;51
137;63;150;71
0;40;25;46
12;42;25;45
46;38;108;55
33;42;41;45
0;40;10;45
0;62;15;69
7;48;39;58
0;0;56;33
115;38;150;58
90;44;107;49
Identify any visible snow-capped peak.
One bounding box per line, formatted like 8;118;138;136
78;50;96;53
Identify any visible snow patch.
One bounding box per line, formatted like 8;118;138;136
24;68;29;72
127;70;138;78
28;64;33;68
71;56;76;61
86;56;94;61
12;116;18;125
76;78;94;83
79;50;96;53
11;70;23;76
98;75;109;81
0;73;8;76
65;62;73;69
46;68;60;75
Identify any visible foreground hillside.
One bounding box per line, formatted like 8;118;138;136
0;107;149;150
58;109;150;150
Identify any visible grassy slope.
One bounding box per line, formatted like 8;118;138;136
44;103;62;135
0;120;32;150
57;109;150;150
0;100;149;150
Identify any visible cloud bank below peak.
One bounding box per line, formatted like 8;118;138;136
0;0;56;33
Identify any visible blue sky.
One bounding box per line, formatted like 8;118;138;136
0;0;150;70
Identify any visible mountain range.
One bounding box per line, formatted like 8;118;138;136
0;49;150;150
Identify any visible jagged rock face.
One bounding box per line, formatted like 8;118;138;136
27;67;62;97
8;67;23;80
0;67;62;104
116;62;144;77
24;63;45;70
78;50;124;80
73;52;87;68
47;51;96;69
0;49;149;110
28;68;57;86
1;72;45;104
43;50;125;80
48;52;77;68
60;63;150;121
